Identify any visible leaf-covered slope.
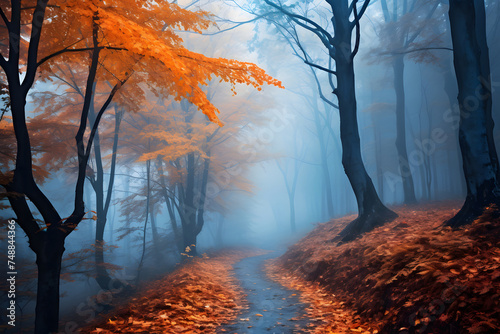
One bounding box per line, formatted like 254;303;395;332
269;203;500;333
84;249;264;333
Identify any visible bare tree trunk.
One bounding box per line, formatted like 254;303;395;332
313;105;334;218
181;152;199;257
158;160;184;254
332;1;397;242
443;61;468;196
90;106;123;290
393;56;417;204
446;0;500;226
32;231;65;334
136;160;151;283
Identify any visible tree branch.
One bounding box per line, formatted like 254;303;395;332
3;186;40;241
202;14;276;35
304;60;337;75
21;0;49;94
263;0;334;51
388;46;453;55
0;8;9;27
0;52;7;71
65;17;101;233
351;0;362;60
37;45;125;69
103;108;124;215
309;60;339;109
404;1;439;48
356;0;371;21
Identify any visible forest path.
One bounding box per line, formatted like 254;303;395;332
220;251;310;334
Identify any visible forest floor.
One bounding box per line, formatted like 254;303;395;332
84;249;266;333
84;201;500;334
269;201;500;333
84;249;313;334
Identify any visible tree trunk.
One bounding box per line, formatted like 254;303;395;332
32;230;65;334
94;237;111;289
289;192;297;233
371;113;385;200
313;106;335;218
447;0;500;227
180;152;199;258
332;1;397;242
159;160;184;254
443;61;468;197
182;227;198;257
89;102;122;290
393;56;417;204
150;202;161;258
215;216;225;247
136;160;151;283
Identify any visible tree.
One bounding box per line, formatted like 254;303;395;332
32;67;130;290
0;1;281;332
258;0;397;241
446;0;500;226
376;0;443;204
227;1;340;218
134;84;268;258
276;126;303;233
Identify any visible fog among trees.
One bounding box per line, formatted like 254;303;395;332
1;0;499;333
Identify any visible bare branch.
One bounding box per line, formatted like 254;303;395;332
404;1;439;48
0;52;7;71
310;62;339;109
0;8;9;27
3;186;40;241
304;60;337;75
200;14;276;35
388;46;453;55
263;0;334;52
356;0;371;21
22;0;49;94
351;0;362;59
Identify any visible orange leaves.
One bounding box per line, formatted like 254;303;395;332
269;203;500;333
84;249;262;333
40;0;282;127
267;260;375;334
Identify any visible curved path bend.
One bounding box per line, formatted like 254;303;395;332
220;251;310;334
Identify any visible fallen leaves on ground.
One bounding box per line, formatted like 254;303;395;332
267;202;500;334
266;262;377;334
84;249;266;333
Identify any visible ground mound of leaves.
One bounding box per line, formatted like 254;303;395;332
84;249;262;333
268;202;500;333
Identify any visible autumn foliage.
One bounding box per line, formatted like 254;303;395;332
268;202;500;333
83;249;264;333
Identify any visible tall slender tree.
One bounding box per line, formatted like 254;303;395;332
259;0;397;241
376;0;445;204
446;0;500;226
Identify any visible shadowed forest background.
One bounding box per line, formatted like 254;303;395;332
1;0;499;333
